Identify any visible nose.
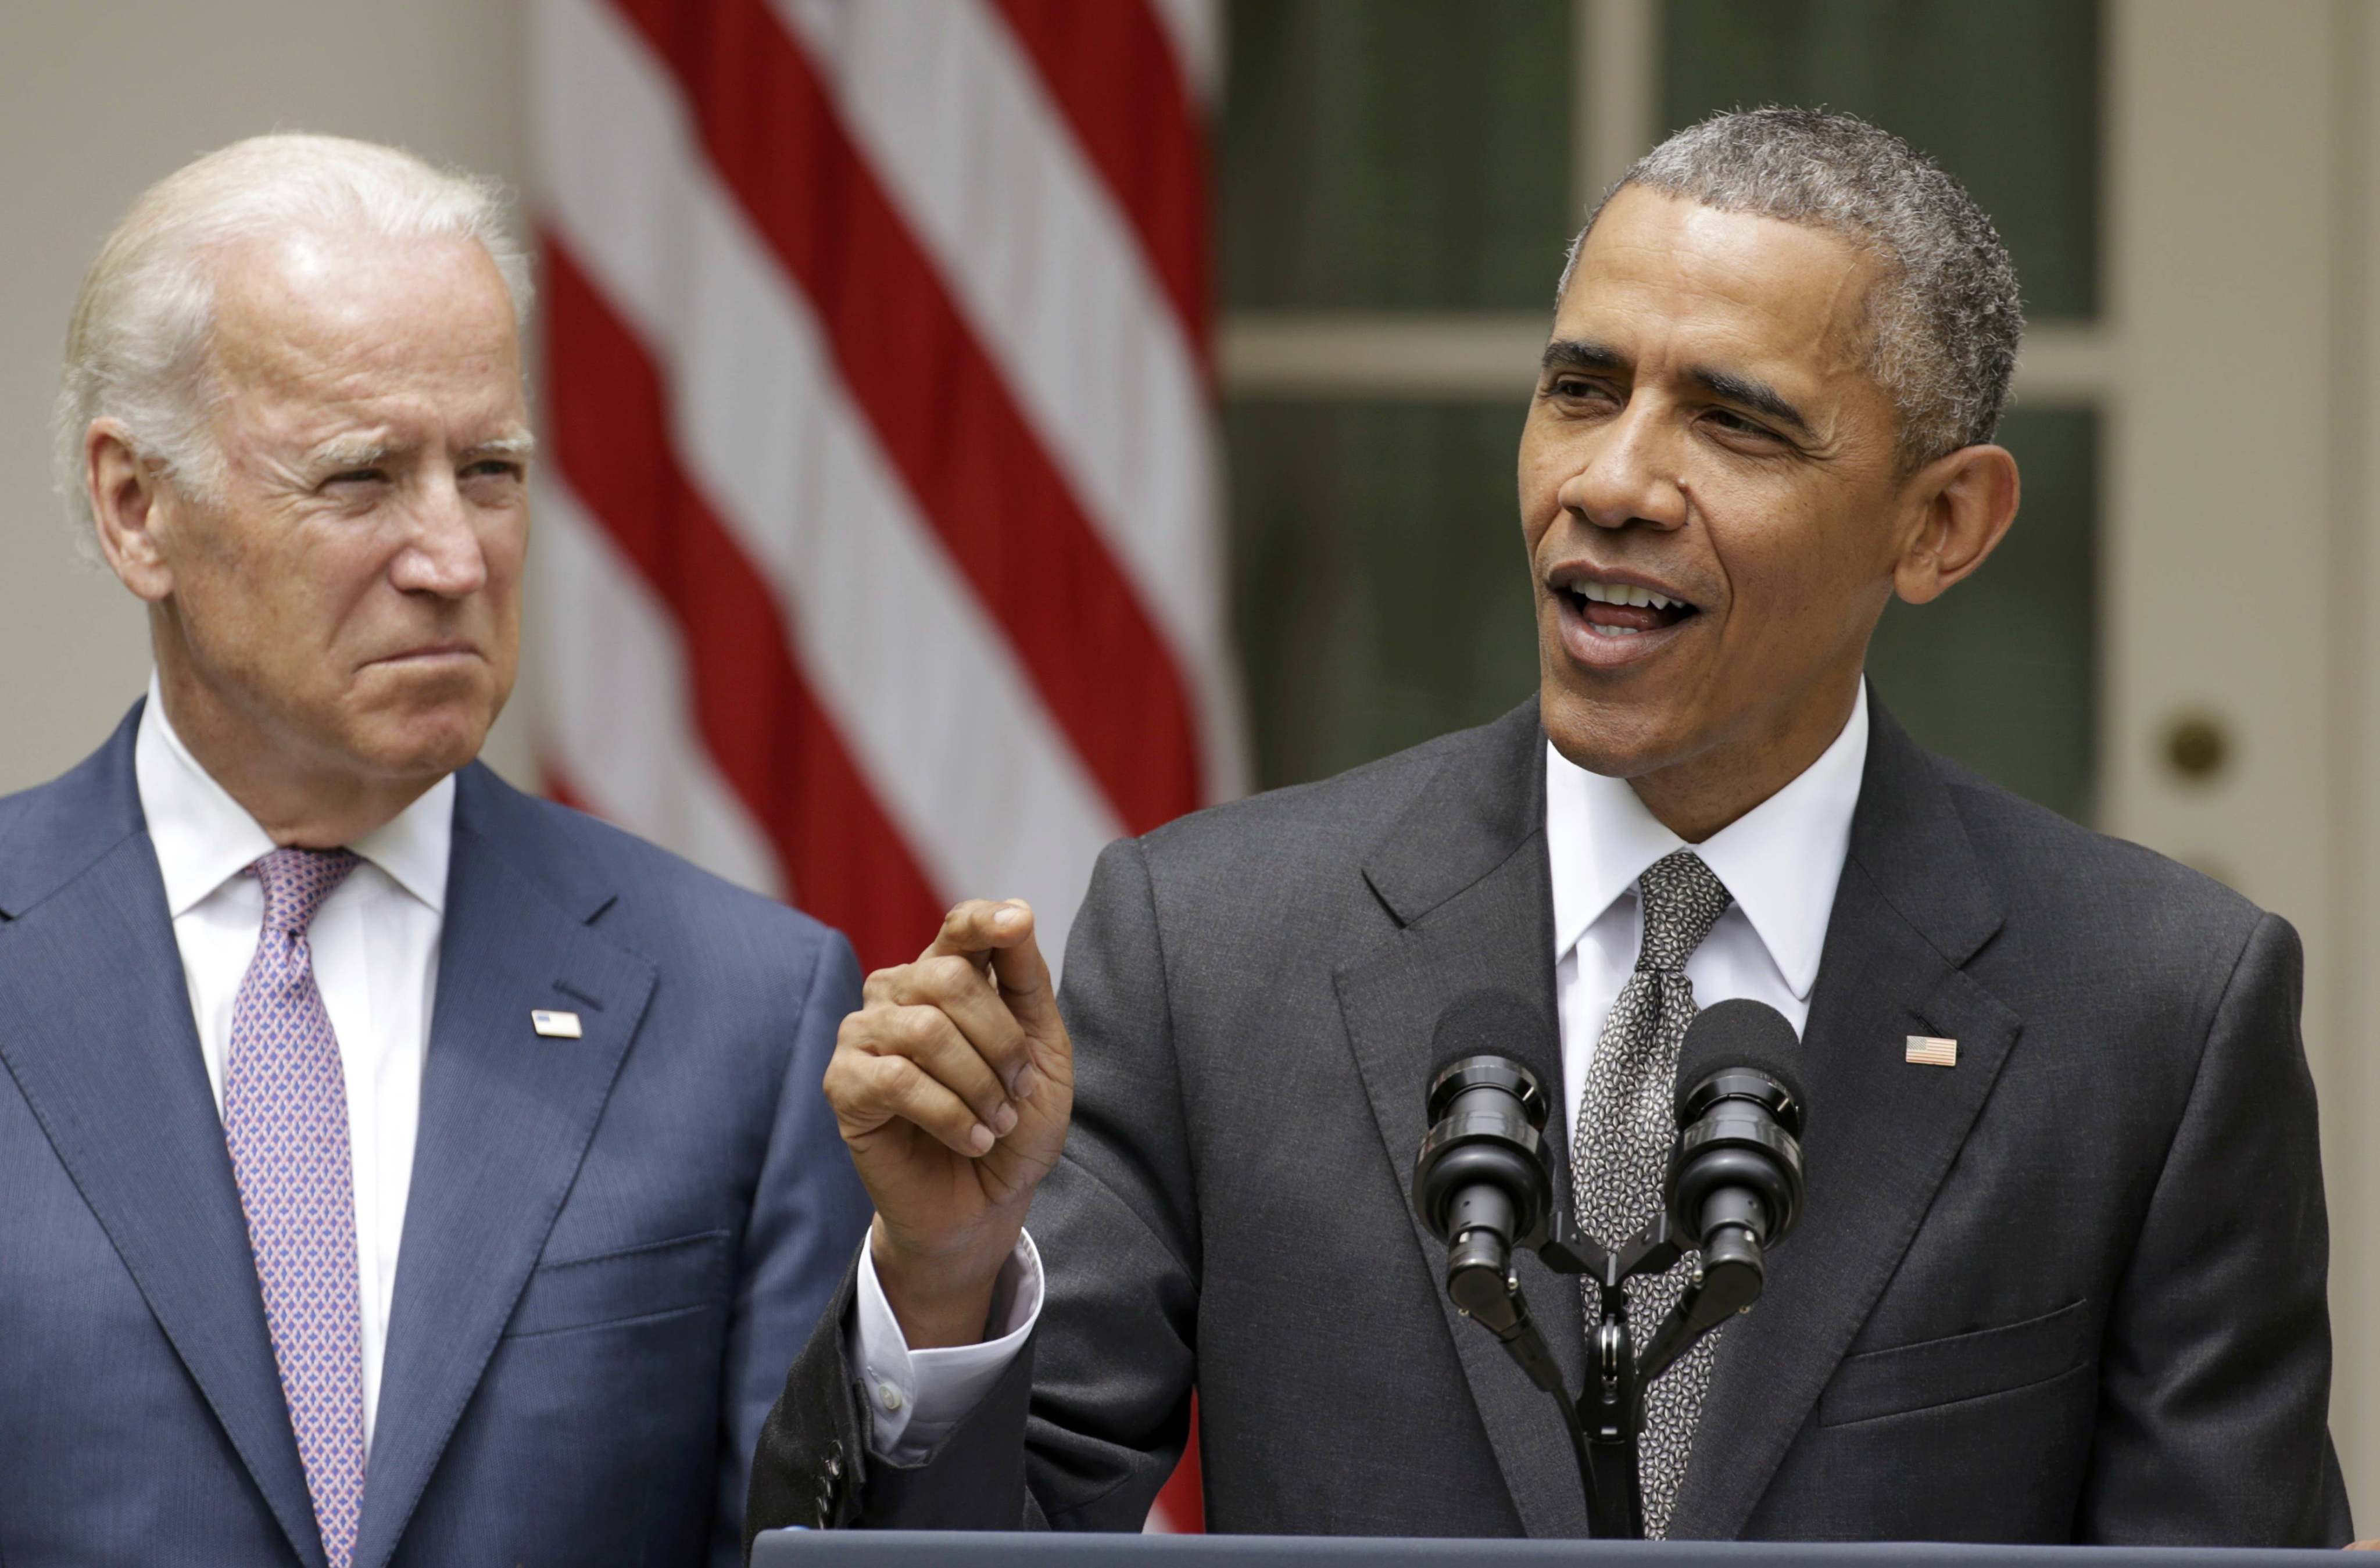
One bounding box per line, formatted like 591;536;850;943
1554;393;1688;534
390;471;490;600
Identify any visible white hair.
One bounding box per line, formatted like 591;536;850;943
53;132;532;551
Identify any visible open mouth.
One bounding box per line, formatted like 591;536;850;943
1556;578;1701;639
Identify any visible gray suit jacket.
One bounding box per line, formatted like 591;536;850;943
748;697;2350;1546
0;704;873;1567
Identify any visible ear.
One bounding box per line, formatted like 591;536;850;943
85;419;181;603
1891;443;2020;606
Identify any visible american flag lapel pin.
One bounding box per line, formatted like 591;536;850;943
1905;1034;1957;1068
532;1009;584;1040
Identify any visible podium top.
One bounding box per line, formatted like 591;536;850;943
750;1533;2330;1567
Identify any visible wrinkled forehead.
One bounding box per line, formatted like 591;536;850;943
1559;188;1884;390
204;228;524;433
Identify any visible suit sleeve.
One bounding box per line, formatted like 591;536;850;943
2078;911;2354;1546
743;837;1202;1546
710;929;875;1566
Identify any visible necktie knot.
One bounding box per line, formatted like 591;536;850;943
248;846;361;937
1634;850;1732;974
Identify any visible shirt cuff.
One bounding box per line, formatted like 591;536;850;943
848;1230;1043;1463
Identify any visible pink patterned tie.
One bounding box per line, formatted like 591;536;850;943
223;846;367;1568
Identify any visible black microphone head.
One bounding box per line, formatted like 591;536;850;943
1425;993;1553;1130
1674;998;1805;1119
1413;991;1558;1247
1428;990;1552;1082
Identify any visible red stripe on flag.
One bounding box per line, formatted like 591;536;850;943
543;235;946;971
1149;1394;1205;1532
607;0;1203;836
989;0;1212;360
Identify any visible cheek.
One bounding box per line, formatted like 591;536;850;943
169;516;311;636
479;514;532;622
1515;427;1571;547
486;509;531;579
1704;499;1892;652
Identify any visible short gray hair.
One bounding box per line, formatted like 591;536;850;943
1559;108;2023;469
53;133;532;549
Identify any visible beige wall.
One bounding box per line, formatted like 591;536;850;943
0;0;534;793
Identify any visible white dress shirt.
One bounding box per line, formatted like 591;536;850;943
135;676;453;1453
853;685;1871;1461
1547;682;1867;1136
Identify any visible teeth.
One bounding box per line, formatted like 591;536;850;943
1573;579;1681;611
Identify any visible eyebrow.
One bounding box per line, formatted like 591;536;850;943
1688;367;1812;437
1540;338;1813;437
307;434;392;471
305;430;538;470
469;432;538;462
1541;339;1626;375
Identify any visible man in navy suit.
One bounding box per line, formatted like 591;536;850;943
0;133;871;1566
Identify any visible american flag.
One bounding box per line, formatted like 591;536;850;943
525;0;1234;1534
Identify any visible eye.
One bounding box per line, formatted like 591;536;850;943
1703;407;1783;444
1545;374;1619;407
463;459;524;481
324;468;387;488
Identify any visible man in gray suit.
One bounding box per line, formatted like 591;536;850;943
748;109;2350;1546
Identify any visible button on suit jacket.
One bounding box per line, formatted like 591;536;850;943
750;697;2350;1546
0;704;872;1567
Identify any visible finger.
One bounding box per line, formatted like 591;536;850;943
833;1051;1001;1157
921;898;1035;964
860;1004;1017;1136
886;954;1035;1096
977;901;1061;1038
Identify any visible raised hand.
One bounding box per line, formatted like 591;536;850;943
824;899;1073;1347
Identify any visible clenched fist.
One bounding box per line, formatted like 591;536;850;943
824;900;1073;1348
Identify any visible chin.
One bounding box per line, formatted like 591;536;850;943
1538;681;1693;781
347;707;493;782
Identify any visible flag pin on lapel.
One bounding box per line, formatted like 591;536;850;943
1905;1034;1957;1068
532;1009;584;1040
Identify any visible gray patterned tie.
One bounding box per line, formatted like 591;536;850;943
1571;849;1734;1538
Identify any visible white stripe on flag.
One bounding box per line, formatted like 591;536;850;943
1147;0;1222;103
1151;0;1228;103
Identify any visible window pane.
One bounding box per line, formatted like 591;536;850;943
1226;398;1539;787
1662;0;2101;320
1222;0;1575;312
1866;409;2099;821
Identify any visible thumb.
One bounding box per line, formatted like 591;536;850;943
919;898;1063;1037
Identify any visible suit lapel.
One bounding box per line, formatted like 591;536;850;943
1334;701;1591;1538
1670;706;2020;1538
351;767;656;1568
0;710;327;1567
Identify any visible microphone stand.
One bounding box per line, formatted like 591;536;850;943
1447;1208;1758;1539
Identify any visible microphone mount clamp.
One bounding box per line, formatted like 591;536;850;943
1447;1205;1753;1540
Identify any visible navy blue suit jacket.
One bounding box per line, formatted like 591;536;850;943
0;705;872;1566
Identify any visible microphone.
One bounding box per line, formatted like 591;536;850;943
1410;992;1558;1324
1666;999;1808;1315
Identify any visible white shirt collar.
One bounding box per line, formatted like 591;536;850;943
1545;681;1869;1003
134;672;455;917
